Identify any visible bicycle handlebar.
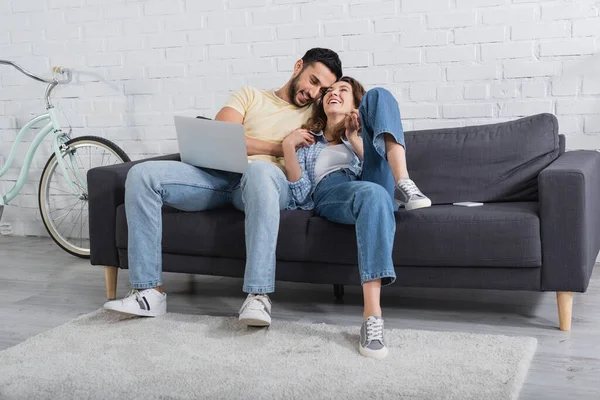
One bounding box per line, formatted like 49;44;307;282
0;60;72;85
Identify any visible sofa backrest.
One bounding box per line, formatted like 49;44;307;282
404;113;560;204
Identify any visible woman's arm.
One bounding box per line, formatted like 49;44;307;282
346;130;364;160
283;142;303;182
345;110;364;160
282;129;315;206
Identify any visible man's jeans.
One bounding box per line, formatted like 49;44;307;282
311;87;405;287
125;160;292;294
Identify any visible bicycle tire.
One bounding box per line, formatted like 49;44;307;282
38;136;130;258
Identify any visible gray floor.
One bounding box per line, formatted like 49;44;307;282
1;236;599;399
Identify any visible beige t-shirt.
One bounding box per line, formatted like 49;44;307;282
224;86;314;170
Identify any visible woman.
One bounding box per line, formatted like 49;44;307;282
282;77;431;360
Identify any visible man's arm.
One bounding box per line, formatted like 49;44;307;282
214;106;283;157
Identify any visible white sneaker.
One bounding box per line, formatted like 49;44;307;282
239;294;272;327
103;288;167;317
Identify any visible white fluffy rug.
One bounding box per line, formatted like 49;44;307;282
0;309;536;400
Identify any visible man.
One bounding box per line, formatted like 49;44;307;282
104;48;342;327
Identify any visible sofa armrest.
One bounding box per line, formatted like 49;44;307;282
88;153;181;267
538;150;600;292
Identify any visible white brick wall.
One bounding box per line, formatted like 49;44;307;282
0;0;599;238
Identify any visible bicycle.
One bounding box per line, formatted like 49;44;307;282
0;60;130;258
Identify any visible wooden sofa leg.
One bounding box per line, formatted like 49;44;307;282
557;292;573;331
105;266;118;300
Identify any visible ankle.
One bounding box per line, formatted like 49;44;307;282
363;312;382;320
154;286;163;294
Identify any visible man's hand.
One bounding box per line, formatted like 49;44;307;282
283;128;316;151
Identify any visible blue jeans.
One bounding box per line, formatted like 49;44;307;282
312;87;406;286
124;160;292;294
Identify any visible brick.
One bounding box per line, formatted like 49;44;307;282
0;14;30;31
556;99;600;115
188;30;226;46
457;0;507;7
511;22;567;40
426;46;476;63
573;19;600;37
482;7;535;25
166;47;206;63
105;3;141;19
401;104;439;119
84;21;123;38
231;58;275;74
277;23;319;39
229;0;266;8
541;3;597;21
49;0;83;8
231;27;274;43
253;41;296;57
209;44;251;59
106;37;143;52
125;50;163;65
298;37;344;52
540;39;596;57
413;119;464;130
277;56;298;72
400;31;449;47
350;1;395;17
522;81;547;98
499;100;553;117
344;68;389;85
443;103;494;118
427;12;476;29
45;26;80;41
402;0;450;13
147;65;187;79
375;16;422;33
185;0;225;12
584;116;600;133
552;77;579;96
464;84;490;100
206;11;248;28
204;76;246;92
124;80;162;95
409;84;437;101
123;18;160;35
447;65;498;81
437;86;463;101
86;53;122;67
583;77;600;95
144;1;183;15
455;27;505;44
12;0;47;12
144;33;186;49
302;4;346;20
189;61;229;77
86;114;122;128
324;21;370;37
338;52;370;68
556;116;582;134
11;30;44;43
252;9;293;25
504;61;558;78
66;7;103;22
481;42;534;60
349;35;396;51
107;67;144;81
394;66;443;82
164;15;204;31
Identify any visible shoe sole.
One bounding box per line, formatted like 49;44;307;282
395;198;432;211
103;304;166;317
239;309;271;327
359;344;389;360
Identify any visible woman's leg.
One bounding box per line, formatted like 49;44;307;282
359;87;431;210
363;279;382;319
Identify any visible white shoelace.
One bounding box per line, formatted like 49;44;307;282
397;179;421;197
123;289;142;302
365;318;384;342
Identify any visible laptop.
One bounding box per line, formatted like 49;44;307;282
174;116;248;174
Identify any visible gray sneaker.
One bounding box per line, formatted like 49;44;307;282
395;178;432;211
359;316;389;360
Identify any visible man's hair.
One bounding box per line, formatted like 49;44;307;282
301;48;343;80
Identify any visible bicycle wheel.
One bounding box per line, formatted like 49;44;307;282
39;136;130;258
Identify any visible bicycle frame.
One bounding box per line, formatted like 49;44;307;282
0;108;86;208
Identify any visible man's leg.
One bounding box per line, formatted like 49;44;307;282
359;87;431;210
231;161;291;326
104;161;240;317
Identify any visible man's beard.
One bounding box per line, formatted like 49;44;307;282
287;74;306;107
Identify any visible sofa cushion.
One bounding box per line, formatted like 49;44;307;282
404;113;560;204
116;202;541;268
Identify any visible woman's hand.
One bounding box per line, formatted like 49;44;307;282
344;109;361;139
283;128;315;150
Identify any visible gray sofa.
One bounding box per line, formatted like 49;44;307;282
88;113;600;331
